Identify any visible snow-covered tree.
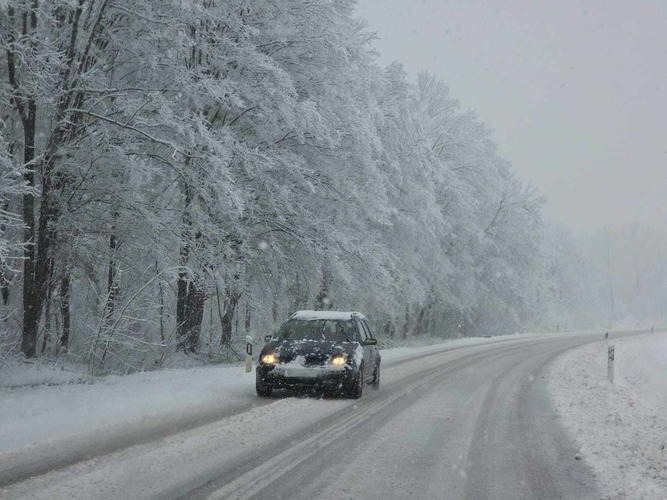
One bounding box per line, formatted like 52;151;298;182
1;0;628;372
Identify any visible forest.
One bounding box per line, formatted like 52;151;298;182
1;0;664;374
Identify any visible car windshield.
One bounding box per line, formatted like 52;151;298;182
275;319;356;343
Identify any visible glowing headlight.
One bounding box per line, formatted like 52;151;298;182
261;353;278;365
329;354;347;366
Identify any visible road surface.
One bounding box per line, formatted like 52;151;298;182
1;332;614;499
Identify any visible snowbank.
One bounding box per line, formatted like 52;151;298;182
0;356;93;389
549;332;667;499
0;363;255;455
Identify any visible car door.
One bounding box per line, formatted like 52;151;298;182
362;319;380;379
358;319;378;383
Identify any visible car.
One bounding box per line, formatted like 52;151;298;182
256;310;381;399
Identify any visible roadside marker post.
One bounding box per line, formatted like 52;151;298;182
246;336;253;373
607;345;614;384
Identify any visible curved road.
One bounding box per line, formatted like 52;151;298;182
2;332;617;500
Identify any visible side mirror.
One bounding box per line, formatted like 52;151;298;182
264;334;273;343
363;338;377;346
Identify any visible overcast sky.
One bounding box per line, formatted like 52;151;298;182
355;0;666;233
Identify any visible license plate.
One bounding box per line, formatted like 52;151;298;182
283;368;319;378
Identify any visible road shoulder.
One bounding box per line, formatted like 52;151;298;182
548;333;667;498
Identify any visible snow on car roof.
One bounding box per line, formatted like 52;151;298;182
290;310;368;321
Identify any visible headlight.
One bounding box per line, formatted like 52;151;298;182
261;353;278;365
329;354;347;366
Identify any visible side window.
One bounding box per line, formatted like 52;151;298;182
359;320;372;341
362;320;375;340
352;319;365;342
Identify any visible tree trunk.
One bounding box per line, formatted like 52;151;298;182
415;304;427;337
156;260;165;343
185;284;206;352
0;264;9;307
382;319;392;339
40;258;55;354
59;271;71;350
175;179;206;352
244;301;251;333
23;155;62;357
0;200;10;307
176;275;206;353
176;179;193;351
272;296;278;322
104;232;119;324
221;292;240;345
315;267;333;311
20;104;38;357
402;304;410;340
176;272;190;350
7;1;39;357
288;272;303;314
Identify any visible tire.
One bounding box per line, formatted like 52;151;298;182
371;363;380;390
256;376;273;397
347;365;363;399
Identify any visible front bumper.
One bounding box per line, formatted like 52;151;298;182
257;363;357;390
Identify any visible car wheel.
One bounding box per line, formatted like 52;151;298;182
256;376;273;397
372;363;380;389
347;365;363;399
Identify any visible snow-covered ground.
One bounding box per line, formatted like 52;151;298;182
15;330;667;498
549;332;667;499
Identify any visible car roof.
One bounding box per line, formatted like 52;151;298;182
290;310;368;321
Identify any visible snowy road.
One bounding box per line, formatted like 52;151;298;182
1;332;627;499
